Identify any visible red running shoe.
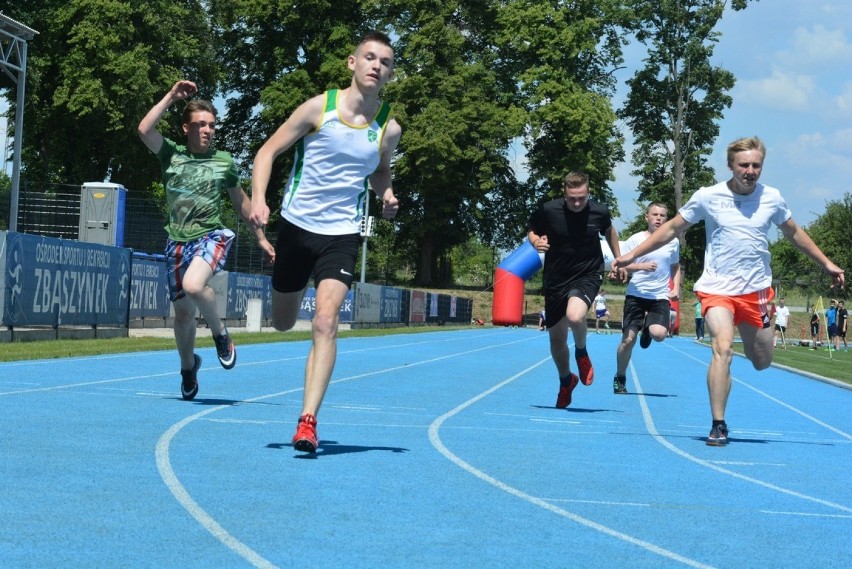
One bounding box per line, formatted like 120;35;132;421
556;374;580;408
292;414;318;453
576;354;594;385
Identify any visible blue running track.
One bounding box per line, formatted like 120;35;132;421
1;328;849;568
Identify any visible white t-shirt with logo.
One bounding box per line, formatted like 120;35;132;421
679;181;791;295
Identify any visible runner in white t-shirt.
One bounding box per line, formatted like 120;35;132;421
612;203;681;394
613;136;844;447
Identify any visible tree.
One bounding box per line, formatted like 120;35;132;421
496;0;627;212
209;0;370;185
619;0;753;281
378;0;524;285
0;0;218;192
770;193;852;297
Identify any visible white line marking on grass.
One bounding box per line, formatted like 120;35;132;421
428;358;718;569
156;333;541;568
630;361;852;514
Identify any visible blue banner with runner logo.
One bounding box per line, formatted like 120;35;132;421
2;232;131;326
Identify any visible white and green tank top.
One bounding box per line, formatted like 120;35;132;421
280;89;391;235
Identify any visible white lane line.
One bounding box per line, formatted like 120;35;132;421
669;346;852;441
761;510;852;519
156;333;540;568
428;358;718;569
630;361;852;514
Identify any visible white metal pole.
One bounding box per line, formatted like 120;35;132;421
359;197;369;283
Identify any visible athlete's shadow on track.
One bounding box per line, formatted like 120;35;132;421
178;397;288;407
266;440;410;459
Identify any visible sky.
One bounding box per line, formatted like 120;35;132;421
609;0;852;230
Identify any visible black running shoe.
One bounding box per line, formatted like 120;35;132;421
640;325;652;349
706;423;729;446
181;354;201;401
214;329;236;369
613;375;627;394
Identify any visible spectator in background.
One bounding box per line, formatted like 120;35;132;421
826;299;838;351
594;289;611;333
837;300;848;351
772;297;790;349
810;307;821;350
694;297;705;341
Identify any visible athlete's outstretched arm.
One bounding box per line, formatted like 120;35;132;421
779;217;845;289
614;214;690;270
369;119;402;219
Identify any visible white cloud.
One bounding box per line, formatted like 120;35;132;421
737;69;817;111
834;82;852;112
783;25;852;66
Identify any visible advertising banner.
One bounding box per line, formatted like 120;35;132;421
299;288;354;322
3;232;131;326
129;255;170;319
380;286;404;323
227;272;271;320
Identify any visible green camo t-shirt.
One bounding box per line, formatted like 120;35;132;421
157;138;239;241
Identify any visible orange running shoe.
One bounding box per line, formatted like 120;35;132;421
576;354;594;386
292;414;318;453
556;374;580;408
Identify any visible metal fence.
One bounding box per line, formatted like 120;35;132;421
0;182;270;275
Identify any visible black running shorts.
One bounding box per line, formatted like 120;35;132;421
272;218;360;293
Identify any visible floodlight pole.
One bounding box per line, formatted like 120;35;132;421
0;14;38;233
8;43;26;232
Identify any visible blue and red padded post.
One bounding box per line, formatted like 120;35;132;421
491;240;543;326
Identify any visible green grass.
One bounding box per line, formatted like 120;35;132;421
0;325;472;363
742;341;852;385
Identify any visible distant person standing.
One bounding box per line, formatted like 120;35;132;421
594;290;611;333
810;307;821;350
528;171;624;408
837;300;848;351
825;299;838;351
773;297;790;349
138;79;275;401
694;297;705;341
613;136;844;446
612;202;680;395
538;309;546;331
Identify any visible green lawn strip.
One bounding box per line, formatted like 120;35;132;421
0;325;471;363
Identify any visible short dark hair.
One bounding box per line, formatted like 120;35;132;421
358;30;393;51
182;99;217;125
647;202;668;213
